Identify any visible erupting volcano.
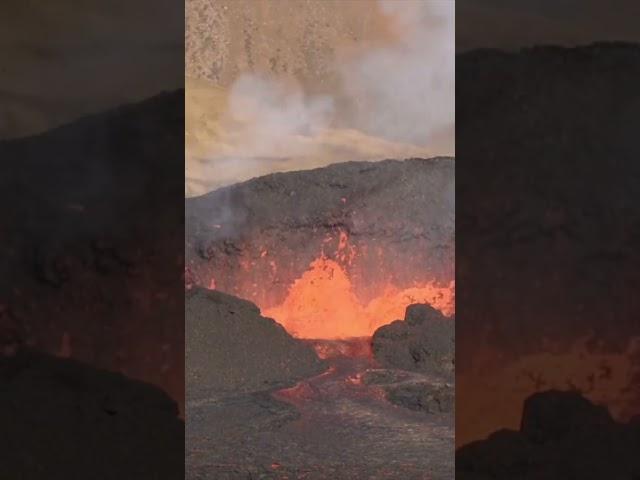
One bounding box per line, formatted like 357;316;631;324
264;255;453;338
209;230;455;339
186;158;455;478
186;158;455;340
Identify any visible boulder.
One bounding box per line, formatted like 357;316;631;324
386;382;455;414
372;303;454;379
186;287;324;400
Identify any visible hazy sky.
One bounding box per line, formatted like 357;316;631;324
1;0;183;139
458;0;640;51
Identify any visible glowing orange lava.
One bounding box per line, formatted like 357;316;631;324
263;255;454;338
203;228;454;339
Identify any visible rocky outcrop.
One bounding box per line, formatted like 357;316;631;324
366;304;455;416
372;304;454;379
186;287;324;400
0;350;183;479
386;382;454;414
456;390;640;479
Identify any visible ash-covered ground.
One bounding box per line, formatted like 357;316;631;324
186;290;454;479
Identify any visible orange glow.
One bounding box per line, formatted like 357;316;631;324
263;255;454;338
203;228;454;339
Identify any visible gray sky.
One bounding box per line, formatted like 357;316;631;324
1;0;182;139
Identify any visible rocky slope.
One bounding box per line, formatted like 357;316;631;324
186;158;454;311
0;90;184;408
186;287;323;401
369;304;455;415
186;0;393;89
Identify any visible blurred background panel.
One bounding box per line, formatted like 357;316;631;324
456;1;640;477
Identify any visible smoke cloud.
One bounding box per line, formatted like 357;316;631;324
340;0;455;150
186;0;454;196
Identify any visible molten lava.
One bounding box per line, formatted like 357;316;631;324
204;229;454;339
263;255;454;339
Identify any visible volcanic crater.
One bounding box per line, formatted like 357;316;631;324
185;158;455;479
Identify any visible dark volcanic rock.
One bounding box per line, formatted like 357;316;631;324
0;91;184;407
186;157;454;308
456;390;640;479
386;382;454;414
0;351;183;479
186;287;324;400
372;304;454;379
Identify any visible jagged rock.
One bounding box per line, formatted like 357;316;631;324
372;304;454;379
0;351;183;479
387;382;455;414
186;287;324;400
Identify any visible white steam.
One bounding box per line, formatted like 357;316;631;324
187;0;454;196
341;0;455;151
225;74;334;159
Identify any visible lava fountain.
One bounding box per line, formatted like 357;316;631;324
264;255;454;338
206;229;454;339
185;159;455;341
